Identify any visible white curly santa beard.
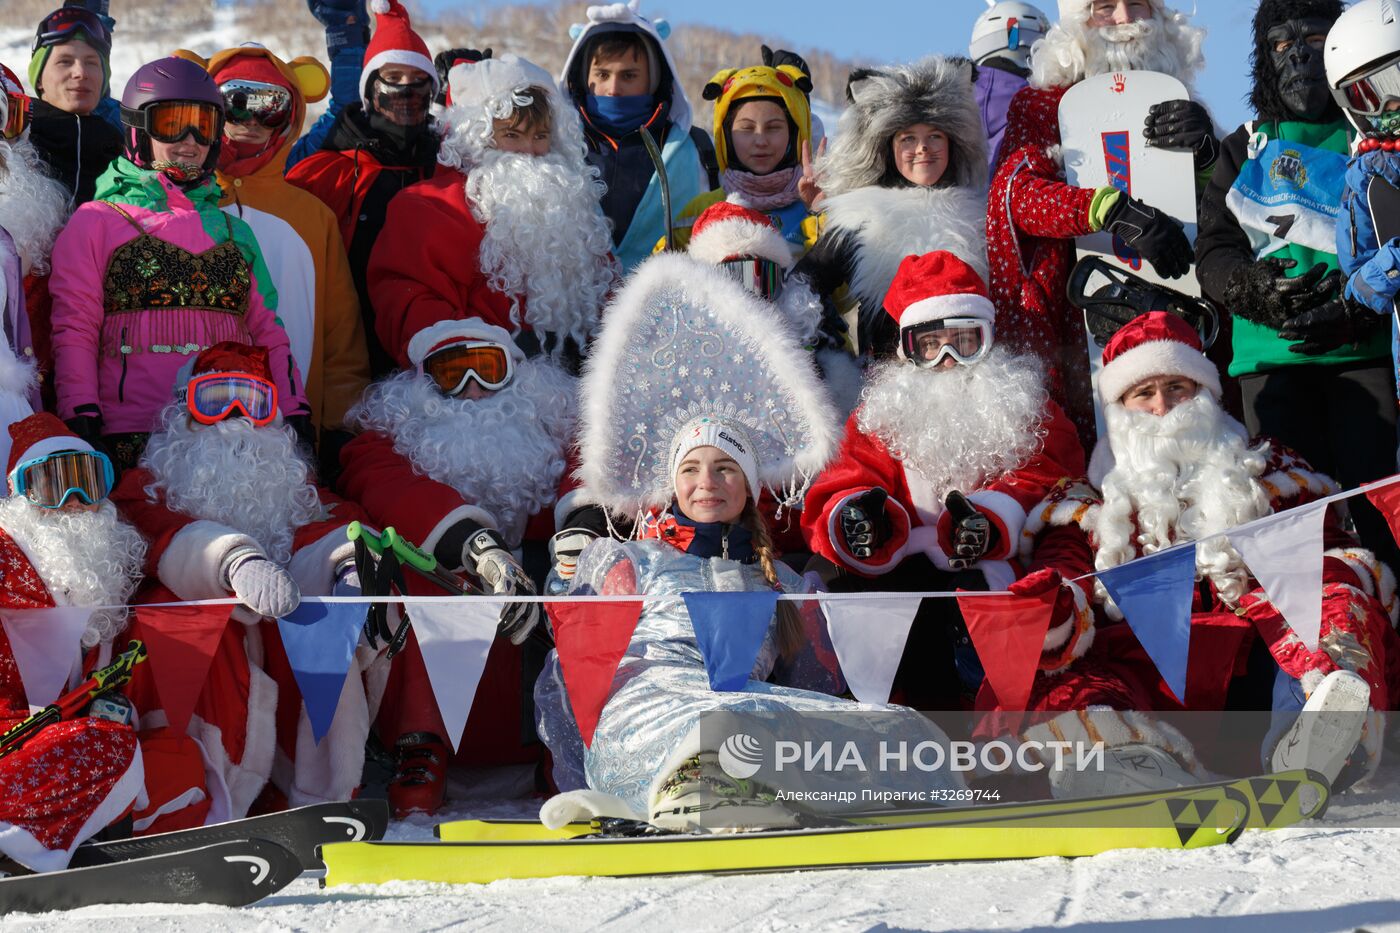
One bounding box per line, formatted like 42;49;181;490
349;360;578;547
1031;16;1205;91
141;405;323;566
0;497;147;647
466;148;616;354
856;345;1049;499
1093;394;1273;609
0;137;71;276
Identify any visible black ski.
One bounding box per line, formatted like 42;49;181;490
0;839;300;913
70;798;390;871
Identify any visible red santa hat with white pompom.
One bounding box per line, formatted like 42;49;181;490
687;200;795;269
7;413;95;495
362;0;439;108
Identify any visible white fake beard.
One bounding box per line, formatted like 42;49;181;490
141;405;323;566
856;345;1049;497
0;497;147;647
349;360;578;546
0;137;71;276
466;148;616;353
1030;15;1205;91
1093;394;1273;608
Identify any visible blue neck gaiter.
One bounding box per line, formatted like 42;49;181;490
671;506;756;563
585;92;656;137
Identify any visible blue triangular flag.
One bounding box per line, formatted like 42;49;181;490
683;591;780;692
1097;544;1197;705
277;601;364;743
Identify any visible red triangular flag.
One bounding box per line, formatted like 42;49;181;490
1364;476;1400;549
547;600;642;748
133;604;233;735
957;589;1056;719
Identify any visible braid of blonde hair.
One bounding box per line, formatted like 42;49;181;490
743;501;805;660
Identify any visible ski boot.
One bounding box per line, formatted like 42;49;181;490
648;751;805;833
1271;669;1370;789
388;732;449;818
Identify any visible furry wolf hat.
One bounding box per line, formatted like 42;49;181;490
817;56;986;199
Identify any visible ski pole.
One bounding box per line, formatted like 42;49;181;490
0;640;147;758
638;124;674;252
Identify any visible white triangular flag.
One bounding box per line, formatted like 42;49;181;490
0;607;93;711
1227;500;1327;650
402;600;501;752
822;596;922;704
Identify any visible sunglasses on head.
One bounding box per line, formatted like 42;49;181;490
185;372;279;426
220;78;293;130
10;449;115;509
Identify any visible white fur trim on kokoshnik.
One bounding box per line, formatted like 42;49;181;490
578;251;841;518
687;215;793;269
1095;338;1222;408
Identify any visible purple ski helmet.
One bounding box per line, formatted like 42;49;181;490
119;56;225;175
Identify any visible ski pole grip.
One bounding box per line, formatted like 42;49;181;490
382;527;439;574
347;521;387;556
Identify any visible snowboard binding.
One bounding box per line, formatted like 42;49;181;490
1068;256;1220;350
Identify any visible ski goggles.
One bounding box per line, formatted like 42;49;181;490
719;257;784;301
2;89;28;140
219;78;293;130
144;101;222;146
1334;57;1400;117
9;449;115;509
185;372;279;426
900;318;992;368
420;341;514;395
32;6;111;55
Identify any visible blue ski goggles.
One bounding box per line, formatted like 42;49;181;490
9;449;115;509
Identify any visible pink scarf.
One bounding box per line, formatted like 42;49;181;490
721;166;802;211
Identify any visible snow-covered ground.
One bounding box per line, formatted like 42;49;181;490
7;762;1400;932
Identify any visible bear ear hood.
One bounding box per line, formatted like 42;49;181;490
557;0;692;130
1248;0;1345;123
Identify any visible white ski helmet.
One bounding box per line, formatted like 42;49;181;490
970;1;1052;68
1325;0;1400;133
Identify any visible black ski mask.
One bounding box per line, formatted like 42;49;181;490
1268;18;1334;120
1249;0;1343;124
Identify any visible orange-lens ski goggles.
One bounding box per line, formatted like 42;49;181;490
421;342;513;395
3;90;29;140
146;101;221;146
186;372;278;426
10;449;115;509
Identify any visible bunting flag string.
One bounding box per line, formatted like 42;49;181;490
547;600;642;748
276;601;366;744
683;591;778;692
0;607;92;712
957;588;1057;717
1228;501;1327;651
822;596;922;704
401;600;501;753
132;604;233;735
1097;544;1197;705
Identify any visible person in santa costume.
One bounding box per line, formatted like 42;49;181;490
370;54;617;374
111;341;370;832
0;412;147;872
1020;311;1400;788
339;317;580;815
789;56;989;359
986;0;1209;447
802;251;1085;709
1;61;71;425
286;0;440;378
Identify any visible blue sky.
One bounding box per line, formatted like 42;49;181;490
420;1;1261;129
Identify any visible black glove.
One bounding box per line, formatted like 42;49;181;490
284;413;316;453
1144;99;1219;171
64;409;105;448
944;491;999;570
306;0;370;55
464;528;542;645
1279;297;1388;355
1102;195;1193;280
434;48;492;105
839;488;892;560
1223;259;1334;330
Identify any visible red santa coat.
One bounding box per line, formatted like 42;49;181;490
111;468;368;832
366;166;521;369
803;400;1084;589
337;429;578;765
1019;441;1400;726
0;529;144;872
986;86;1100;447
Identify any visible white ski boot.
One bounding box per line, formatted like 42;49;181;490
1051;743;1200;799
648;751;805;833
1271;669;1370;787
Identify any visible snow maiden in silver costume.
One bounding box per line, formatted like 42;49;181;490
533;248;967;832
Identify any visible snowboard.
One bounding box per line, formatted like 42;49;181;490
1060;69;1200;295
1365;175;1400;402
0;838;301;913
321;770;1327;886
70;798;390;871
